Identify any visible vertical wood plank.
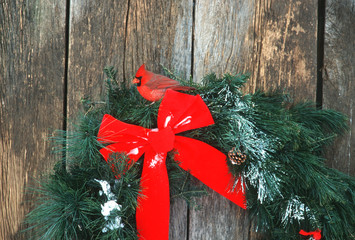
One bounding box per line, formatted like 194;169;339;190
67;0;193;238
124;0;193;81
191;1;256;238
193;0;255;82
0;1;66;239
191;0;318;239
323;0;355;176
248;1;318;102
68;0;130;116
189;188;252;240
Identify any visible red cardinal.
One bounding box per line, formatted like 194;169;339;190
132;64;195;102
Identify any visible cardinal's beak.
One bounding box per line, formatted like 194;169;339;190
132;78;140;84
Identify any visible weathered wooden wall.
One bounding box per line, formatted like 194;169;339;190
1;0;353;239
0;1;66;239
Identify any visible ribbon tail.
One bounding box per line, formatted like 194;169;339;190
136;149;170;240
174;136;246;209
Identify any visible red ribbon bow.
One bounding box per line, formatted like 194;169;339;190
97;89;246;239
299;229;321;240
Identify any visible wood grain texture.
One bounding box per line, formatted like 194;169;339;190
189;189;252;240
323;0;355;176
194;0;318;102
67;0;130;117
193;0;255;82
248;0;318;102
124;0;193;81
0;1;66;239
169;198;188;239
190;1;318;239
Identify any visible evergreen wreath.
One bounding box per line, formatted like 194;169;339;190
24;66;355;240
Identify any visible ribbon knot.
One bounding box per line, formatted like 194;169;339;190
98;89;246;240
147;127;175;153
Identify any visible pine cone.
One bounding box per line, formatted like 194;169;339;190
228;147;247;165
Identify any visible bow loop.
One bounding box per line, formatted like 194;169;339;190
158;89;214;133
98;114;149;144
98;114;149;162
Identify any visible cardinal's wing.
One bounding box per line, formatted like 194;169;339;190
145;74;180;89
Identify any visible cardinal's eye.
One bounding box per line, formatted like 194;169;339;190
136;76;142;80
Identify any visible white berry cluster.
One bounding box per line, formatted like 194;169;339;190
95;179;124;232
